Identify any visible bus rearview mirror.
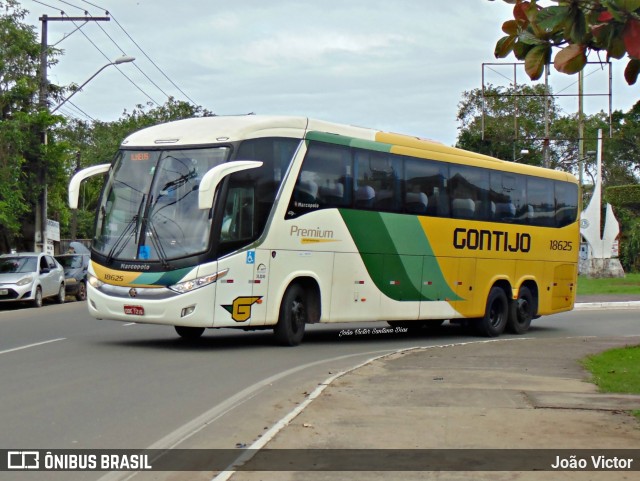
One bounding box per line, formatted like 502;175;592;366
198;160;263;209
68;163;111;209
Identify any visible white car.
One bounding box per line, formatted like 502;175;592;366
0;253;65;308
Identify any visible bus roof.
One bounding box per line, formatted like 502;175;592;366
121;115;577;184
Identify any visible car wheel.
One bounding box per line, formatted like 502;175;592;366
32;287;43;308
76;281;87;301
56;283;65;304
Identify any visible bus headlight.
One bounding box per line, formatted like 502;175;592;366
88;273;105;289
169;268;229;294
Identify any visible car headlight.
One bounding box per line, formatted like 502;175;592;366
88;273;104;289
169;269;228;294
16;276;34;286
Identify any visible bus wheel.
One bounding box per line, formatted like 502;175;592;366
175;326;205;340
274;284;307;346
475;286;508;337
507;286;535;334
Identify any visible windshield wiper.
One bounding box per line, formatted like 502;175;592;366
145;220;170;269
105;194;146;264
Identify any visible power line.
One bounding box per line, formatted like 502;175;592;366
57;0;174;101
82;0;200;106
61;12;160;105
32;0;161;107
58;100;95;122
32;0;63;15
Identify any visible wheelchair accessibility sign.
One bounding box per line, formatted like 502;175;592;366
246;250;255;264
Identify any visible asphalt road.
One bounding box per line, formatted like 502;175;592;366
1;300;640;481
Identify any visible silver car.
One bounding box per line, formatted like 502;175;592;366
0;253;66;308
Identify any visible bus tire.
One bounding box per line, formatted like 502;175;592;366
475;286;508;337
507;286;535;334
175;326;205;340
274;284;307;346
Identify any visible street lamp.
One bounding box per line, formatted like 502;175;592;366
36;55;135;254
514;149;530;163
51;56;135;113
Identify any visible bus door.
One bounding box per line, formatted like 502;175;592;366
214;249;268;327
213;186;265;327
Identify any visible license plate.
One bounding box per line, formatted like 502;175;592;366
124;305;145;316
0;289;8;295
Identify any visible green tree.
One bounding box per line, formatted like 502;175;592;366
0;0;62;252
456;83;562;165
494;0;640;85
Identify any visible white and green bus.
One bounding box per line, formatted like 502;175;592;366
69;115;580;345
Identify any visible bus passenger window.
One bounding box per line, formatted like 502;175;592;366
293;175;319;203
405;189;429;215
404;158;449;217
555;181;578;227
288;141;352;216
355;185;376;208
355;150;400;212
221;186;255;242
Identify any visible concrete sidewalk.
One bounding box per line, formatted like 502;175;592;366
224;298;640;480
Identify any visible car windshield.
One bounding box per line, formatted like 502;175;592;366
0;257;37;274
56;255;84;269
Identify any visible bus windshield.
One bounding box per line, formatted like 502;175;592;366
93;147;230;262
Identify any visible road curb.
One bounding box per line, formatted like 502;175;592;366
574;301;640;310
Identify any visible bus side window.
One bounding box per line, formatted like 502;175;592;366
288;141;352;216
555;181;578;227
404;158;448;217
221;186;255;241
294;176;319;203
527;177;555;226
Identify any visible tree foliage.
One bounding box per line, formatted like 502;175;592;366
457;85;639;182
494;0;640;85
457;84;562;165
0;0;62;251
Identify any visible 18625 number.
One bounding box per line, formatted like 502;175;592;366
550;240;573;251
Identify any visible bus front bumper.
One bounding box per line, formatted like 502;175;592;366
86;282;215;328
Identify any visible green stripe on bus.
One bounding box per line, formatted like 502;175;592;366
305;131;393;153
135;267;192;287
339;210;461;302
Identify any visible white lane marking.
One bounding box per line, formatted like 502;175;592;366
0;338;66;355
123;323;137;327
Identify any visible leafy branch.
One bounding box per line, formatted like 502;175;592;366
494;0;640;84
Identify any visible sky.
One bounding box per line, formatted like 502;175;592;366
19;0;639;146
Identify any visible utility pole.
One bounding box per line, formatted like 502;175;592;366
578;69;585;187
543;64;550;168
36;14;109;254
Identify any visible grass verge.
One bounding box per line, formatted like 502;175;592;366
577;273;640;296
582;345;640;420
